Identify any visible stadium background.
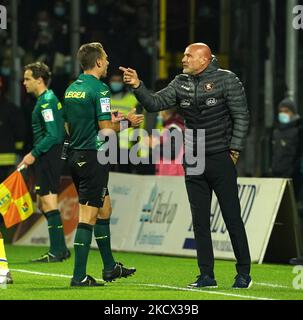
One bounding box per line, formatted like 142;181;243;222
0;0;303;300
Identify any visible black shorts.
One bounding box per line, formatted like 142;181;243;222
68;149;109;208
35;144;64;196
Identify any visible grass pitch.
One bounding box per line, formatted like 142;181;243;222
0;245;302;300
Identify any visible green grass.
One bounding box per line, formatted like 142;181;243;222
0;245;302;300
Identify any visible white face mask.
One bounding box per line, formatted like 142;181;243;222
87;5;98;15
278;112;291;124
54;6;65;17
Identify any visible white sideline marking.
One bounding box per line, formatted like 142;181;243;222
255;282;289;289
11;269;275;300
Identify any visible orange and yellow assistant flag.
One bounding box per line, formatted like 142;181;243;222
0;171;34;228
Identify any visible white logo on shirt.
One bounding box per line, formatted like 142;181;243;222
41;109;54;122
206;98;217;106
100;98;111;113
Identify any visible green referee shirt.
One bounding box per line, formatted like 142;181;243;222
63;73;112;150
31;89;65;158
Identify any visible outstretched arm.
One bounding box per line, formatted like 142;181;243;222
119;66;177;113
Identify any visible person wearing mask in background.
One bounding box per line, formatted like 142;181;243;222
271;98;303;266
150;108;185;176
109;71;138;173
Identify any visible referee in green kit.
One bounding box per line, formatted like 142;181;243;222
20;62;69;262
63;42;144;286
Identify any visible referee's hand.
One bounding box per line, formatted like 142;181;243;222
18;152;35;168
126;109;144;128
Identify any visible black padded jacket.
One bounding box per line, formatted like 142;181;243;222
133;57;250;155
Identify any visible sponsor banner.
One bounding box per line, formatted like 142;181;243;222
13;177;79;248
109;175;286;263
14;174;288;263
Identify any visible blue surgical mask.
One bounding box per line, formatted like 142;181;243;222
54;6;65;17
278;112;290;124
110;82;124;93
1;67;10;76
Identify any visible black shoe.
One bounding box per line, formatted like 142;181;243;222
6;271;13;284
63;249;71;260
289;256;303;265
187;275;218;288
31;249;71;263
102;262;136;282
232;274;252;289
70;275;104;287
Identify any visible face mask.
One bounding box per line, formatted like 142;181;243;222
38;21;49;29
278;112;290;124
110;82;124;93
1;67;10;76
54;6;65;17
87;5;98;15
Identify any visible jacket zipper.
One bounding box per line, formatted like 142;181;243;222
194;77;199;124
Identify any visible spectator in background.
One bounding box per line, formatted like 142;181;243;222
152;109;185;176
109;71;138;173
271;98;303;194
53;0;70;56
271;98;303;266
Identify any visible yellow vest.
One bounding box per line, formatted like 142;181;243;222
111;93;138;150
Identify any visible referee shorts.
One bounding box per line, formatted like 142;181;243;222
34;144;64;196
68;149;109;208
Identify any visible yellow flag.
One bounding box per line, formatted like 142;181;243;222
0;171;34;228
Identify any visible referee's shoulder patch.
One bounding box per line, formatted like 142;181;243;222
100;97;111;113
41;109;54;122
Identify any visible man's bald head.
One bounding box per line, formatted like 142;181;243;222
182;43;213;75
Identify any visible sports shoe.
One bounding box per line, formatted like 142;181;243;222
289;256;303;266
6;271;13;284
70;275;104;287
232;274;252;289
31;249;71;263
63;249;71;260
187;275;218;288
102;262;136;282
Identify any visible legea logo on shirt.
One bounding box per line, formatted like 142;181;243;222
41;109;54;122
100;98;111;113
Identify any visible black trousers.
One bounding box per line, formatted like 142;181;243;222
185;151;251;277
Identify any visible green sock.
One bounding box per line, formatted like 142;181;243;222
73;223;93;281
94;219;115;271
45;210;67;256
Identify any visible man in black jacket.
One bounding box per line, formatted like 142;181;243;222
120;43;251;289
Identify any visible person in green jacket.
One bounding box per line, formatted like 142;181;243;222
64;42;144;287
19;62;69;263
